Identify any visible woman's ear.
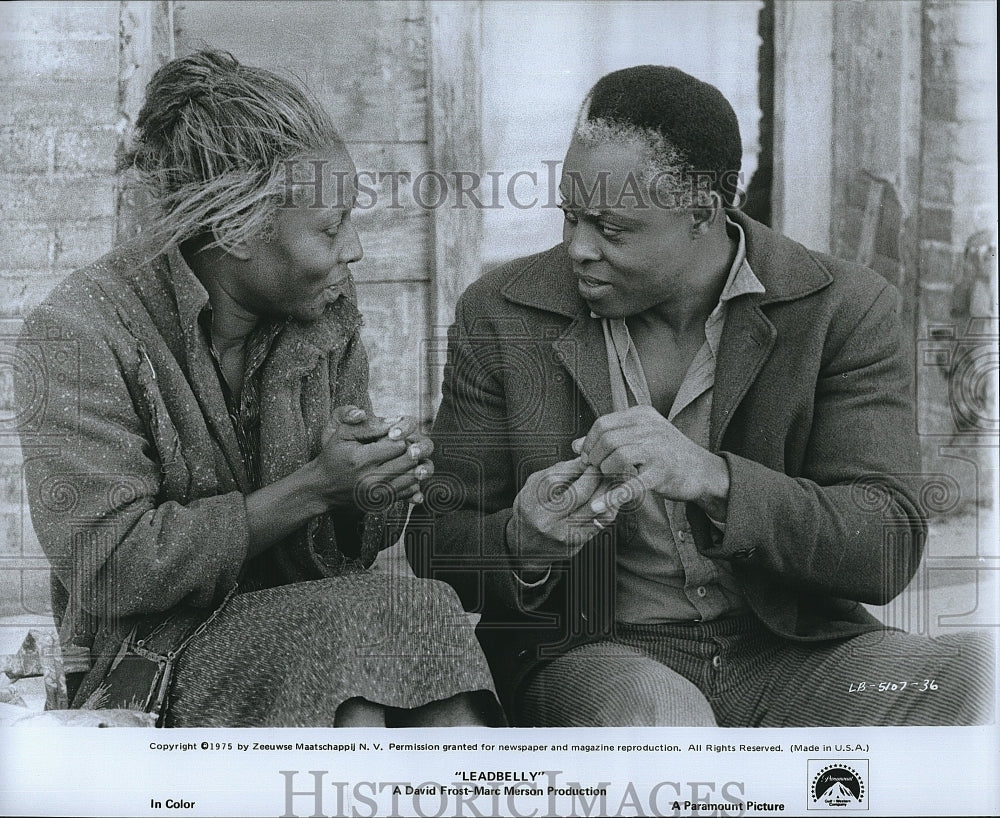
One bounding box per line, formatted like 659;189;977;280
221;229;254;261
233;210;279;262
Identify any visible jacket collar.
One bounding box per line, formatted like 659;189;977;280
500;244;582;317
499;210;833;316
498;212;834;446
730;210;833;304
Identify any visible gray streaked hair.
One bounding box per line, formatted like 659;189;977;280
121;49;341;252
571;116;708;208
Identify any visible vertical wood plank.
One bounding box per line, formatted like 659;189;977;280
172;1;427;144
772;0;833;253
427;0;483;414
116;0;174;243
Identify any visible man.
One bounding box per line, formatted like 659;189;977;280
408;66;993;726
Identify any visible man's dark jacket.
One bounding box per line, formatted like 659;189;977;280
408;211;925;712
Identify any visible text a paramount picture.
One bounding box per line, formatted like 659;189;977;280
0;1;997;817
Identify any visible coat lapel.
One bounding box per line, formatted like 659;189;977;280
553;312;614;419
709;212;836;449
161;246;251;491
709;296;776;451
85;250;249;492
502;245;614;419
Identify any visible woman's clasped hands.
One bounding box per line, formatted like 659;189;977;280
312;404;434;511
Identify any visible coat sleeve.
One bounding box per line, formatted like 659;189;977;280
16;300;249;625
405;295;529;614
693;281;926;605
327;330;383;563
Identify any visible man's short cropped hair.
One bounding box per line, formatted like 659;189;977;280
577;65;742;207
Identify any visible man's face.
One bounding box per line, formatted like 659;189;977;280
241;144;362;322
559;138;701;319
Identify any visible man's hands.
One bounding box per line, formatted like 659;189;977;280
507;457;618;578
309;405;434;511
574;405;730;523
506;406;731;578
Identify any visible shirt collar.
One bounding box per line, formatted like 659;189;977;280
165;243;213;329
716;217;765;309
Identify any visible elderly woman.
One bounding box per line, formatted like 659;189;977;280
15;50;501;727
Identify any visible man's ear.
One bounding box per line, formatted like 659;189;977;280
689;191;724;237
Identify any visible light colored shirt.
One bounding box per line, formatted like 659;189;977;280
602;219;765;623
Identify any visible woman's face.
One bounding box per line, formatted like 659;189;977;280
239;144;363;322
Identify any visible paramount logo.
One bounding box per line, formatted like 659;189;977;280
808;760;868;811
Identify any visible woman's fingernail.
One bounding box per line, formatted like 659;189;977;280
590;498;607;515
415;464;429;480
384;415;403;425
571;437;585;454
408;444;421;460
348;408;366;422
388;427;403;440
411;491;424;505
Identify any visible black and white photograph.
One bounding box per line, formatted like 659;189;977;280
1;1;997;816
